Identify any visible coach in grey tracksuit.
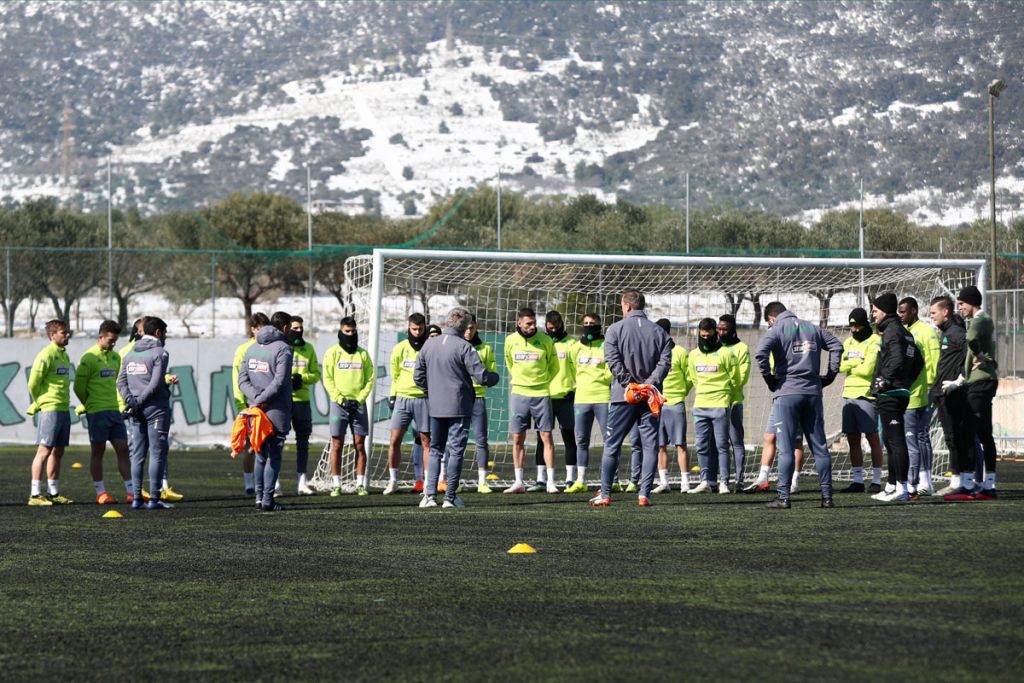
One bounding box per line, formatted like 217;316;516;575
414;307;500;506
238;324;294;510
117;323;171;505
599;290;673;500
754;302;843;506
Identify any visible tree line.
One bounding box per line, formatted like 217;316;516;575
0;188;1020;337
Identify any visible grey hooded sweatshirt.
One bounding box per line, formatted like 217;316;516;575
238;326;294;434
117;335;171;415
754;310;843;398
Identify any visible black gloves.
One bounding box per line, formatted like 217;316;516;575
820;371;837;388
762;374;778;392
387;396;397;411
342;399;361;412
291;373;303;390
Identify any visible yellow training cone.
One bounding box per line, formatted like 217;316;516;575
507;543;536;554
944;471;953;477
102;510;123;519
487;461;496;468
71;462;84;469
690;466;700;473
486;473;499;480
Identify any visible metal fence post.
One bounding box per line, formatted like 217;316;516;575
211;254;217;338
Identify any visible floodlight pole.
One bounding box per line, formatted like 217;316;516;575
307;165;314;331
859;177;865;304
107;156;113;320
989;79;1006;287
685;172;690;327
496;167;502;250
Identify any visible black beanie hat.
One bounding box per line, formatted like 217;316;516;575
873;292;898;316
655;318;671;334
957;285;982;308
848;307;870;327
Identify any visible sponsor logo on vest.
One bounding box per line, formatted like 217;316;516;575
126;362;148;376
793;340;817;354
695;364;719;373
248;359;270;373
514;352;540;362
99;368;116;378
55;366;69;376
337;361;363;370
847;350;864;360
578;356;603;366
294;359;307;369
402;359;416;369
557;351;566;360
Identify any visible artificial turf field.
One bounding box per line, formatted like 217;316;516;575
1;447;1022;682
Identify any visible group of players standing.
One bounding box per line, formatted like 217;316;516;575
21;282;999;510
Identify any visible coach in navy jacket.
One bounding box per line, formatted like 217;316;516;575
755;302;842;508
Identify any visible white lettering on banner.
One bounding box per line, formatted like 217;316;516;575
514;352;541;362
248;359;270;373
337;361;363;370
126;362;148;376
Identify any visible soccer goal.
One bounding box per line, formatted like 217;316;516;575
310;249;985;490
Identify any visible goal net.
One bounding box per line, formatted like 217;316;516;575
311;249;985;491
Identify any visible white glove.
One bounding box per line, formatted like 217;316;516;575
941;374;965;394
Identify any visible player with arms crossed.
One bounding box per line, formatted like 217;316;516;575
566;313;611;493
898;297;940;496
384;313;431;495
287;315;320;496
504;307;560;494
837;307;884;494
652;318;691;493
322;317;374;496
531;310;579;490
718;314;751;490
687;318;739;494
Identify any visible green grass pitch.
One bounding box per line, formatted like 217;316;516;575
1;446;1022;682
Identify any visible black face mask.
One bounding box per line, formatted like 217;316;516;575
286;329;304;347
698;334;721;354
338;331;358;353
517;326;537;339
129;329;142;342
546;325;567;341
852;327;872;342
407;330;427;351
581;324;602;342
720;329;739;345
469;332;482;346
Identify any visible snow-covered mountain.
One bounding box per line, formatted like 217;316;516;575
0;0;1021;224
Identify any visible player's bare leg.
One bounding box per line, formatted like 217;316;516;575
539;431;559;493
676;445;691;492
329;435;344;496
354;434;369;495
505;431;528;493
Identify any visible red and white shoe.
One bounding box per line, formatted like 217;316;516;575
638;496;652;507
588;494;611;507
412;480;424;494
96;491;118;505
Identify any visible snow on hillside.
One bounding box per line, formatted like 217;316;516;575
110;40;663;216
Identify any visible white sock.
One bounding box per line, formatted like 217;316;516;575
243;472;254;489
757;465;770;482
47;480;58;495
962;472;974;490
872;467;882;485
680;472;690;490
565;465;575;482
514;468;524;485
922;470;933;490
478;468;487;485
93;480;105;495
949;474;961;489
536;465;545;482
908;481;917;494
332;475;342;488
297;473;308;488
896;481;907;496
852;467;864;484
546;467;556;486
162;478;170;489
884;482;896;494
31;480;41;496
985;472;996;489
576;466;586;482
658;469;669;486
389;468;399;483
357;474;366;487
124;480;134;495
790;472;799;487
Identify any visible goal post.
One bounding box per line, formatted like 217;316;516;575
311;249;985;490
